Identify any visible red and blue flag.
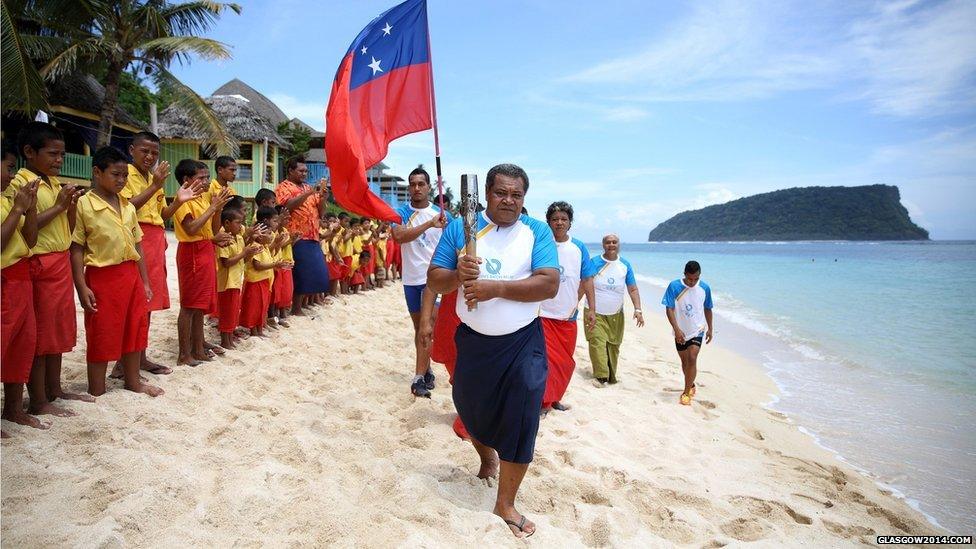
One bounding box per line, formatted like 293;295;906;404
326;0;432;222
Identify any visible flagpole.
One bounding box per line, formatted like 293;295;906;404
425;2;446;214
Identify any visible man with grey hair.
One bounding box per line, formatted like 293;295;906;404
584;233;643;385
428;163;559;538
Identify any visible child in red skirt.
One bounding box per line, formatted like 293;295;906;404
173;159;231;367
1;141;45;436
241;207;280;337
69;147;162;398
216;209;260;349
271;206;296;326
7;122;90;416
114;131;205;379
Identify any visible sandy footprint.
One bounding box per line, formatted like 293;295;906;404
721;517;767;542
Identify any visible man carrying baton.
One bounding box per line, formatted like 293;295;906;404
428;164;559;538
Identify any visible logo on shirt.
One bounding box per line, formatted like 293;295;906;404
608;277;615;285
485;258;502;275
558;265;566;282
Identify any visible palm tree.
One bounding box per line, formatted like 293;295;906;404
6;0;241;150
1;0;49;113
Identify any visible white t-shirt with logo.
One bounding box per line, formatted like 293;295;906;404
586;255;637;316
661;279;714;340
431;212;559;336
539;236;596;321
395;203;452;286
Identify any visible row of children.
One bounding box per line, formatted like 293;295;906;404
1;122;409;437
250;187;403;299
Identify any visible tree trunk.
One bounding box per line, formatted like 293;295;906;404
96;61;124;148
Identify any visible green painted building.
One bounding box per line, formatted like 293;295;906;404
157;94;288;198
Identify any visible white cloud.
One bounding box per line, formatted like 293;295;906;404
560;0;976;117
521;91;651;123
564;1;840;101
847;0;976;116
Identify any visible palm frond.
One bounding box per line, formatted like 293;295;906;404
22;0;96;33
39;36;112;80
140;35;231;61
18;32;69;60
154;64;236;155
1;0;48;112
159;1;241;36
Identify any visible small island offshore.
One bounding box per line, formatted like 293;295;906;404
648;185;929;241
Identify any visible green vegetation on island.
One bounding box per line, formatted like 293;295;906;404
648;185;929;241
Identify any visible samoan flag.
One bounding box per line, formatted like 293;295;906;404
326;0;432;223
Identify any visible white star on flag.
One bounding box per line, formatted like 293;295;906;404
360;45;367;55
368;56;383;75
382;22;392;35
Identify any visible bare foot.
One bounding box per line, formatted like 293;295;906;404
29;402;78;417
1;410;50;430
493;507;536;538
54;391;96;403
234;327;250;337
127;383;164;397
177;355;203;367
476;448;499;480
204;342;225;355
110;363;150;381
278;319;290;328
221;341;237;350
191;352;213;362
141;357;173;375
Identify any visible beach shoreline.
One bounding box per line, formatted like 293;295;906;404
0;235;940;546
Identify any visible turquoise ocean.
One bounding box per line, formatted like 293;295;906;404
585;240;976;534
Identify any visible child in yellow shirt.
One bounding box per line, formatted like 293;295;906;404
1;140;42;435
69;147;161;398
6;122;90;416
216;209;261;349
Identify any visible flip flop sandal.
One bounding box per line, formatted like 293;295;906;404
145;364;173;375
552;402;571;411
504;514;534;538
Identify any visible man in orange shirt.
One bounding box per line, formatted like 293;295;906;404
274;157;329;315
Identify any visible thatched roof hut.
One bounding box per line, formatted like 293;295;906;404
47;72;145;131
213;79;290;127
157;94;287;146
288;117;324;138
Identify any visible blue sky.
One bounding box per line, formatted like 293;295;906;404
170;0;976;241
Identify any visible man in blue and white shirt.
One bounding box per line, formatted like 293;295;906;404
662;260;713;406
429;163;558;539
392;167;452;398
584;234;644;386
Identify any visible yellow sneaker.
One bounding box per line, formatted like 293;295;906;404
680;392;692;406
689;385;696;397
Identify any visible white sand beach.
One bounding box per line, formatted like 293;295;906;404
0;236;936;547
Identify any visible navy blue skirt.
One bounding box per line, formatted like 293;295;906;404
292;239;330;295
453;317;548;464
